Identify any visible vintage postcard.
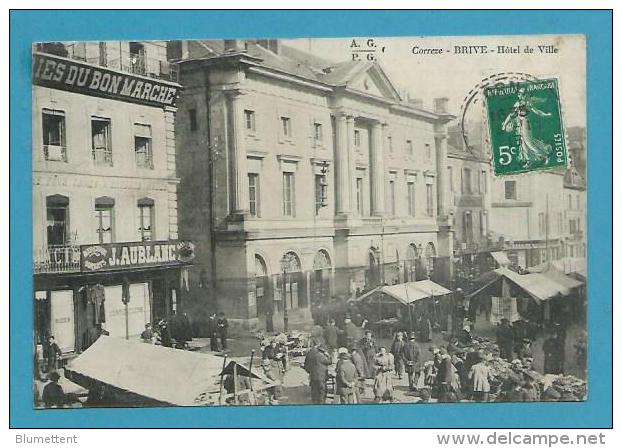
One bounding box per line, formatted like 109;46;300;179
32;35;587;408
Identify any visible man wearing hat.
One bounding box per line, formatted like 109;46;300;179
402;332;422;391
358;330;377;379
344;317;359;345
390;331;406;380
42;371;66;408
349;345;367;401
335;348;358;404
303;343;331;404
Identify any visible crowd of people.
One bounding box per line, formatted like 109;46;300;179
293;312;584;405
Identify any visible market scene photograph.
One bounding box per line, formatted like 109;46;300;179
31;36;587;408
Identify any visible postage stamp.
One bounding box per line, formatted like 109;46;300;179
485;78;568;176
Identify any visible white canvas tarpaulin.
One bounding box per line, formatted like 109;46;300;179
64;336;272;406
355;280;451;305
491;251;511;267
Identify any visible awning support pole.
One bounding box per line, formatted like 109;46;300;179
219;354;227;405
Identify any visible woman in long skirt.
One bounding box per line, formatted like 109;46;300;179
373;347;395;403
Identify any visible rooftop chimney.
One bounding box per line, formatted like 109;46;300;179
433;97;449;114
224;40;245;53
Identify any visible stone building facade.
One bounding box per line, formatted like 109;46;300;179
32;41;192;354
173;40;454;330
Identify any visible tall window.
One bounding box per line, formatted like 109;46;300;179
189;108;198;131
134;123;153;169
94;197;114;244
462;168;472;193
92;117;112;166
407;181;416;216
245;110;256;132
426;183;434;216
313;123;323;144
46;196;69;246
356;177;364;215
283;172;295;216
425;143;431;159
129;42;146;75
42;109;66;162
248;173;260;217
354;130;361;147
387;136;393;154
406;139;413;156
388;179;396;216
463;211;473;243
481;170;487;193
137;199;154;241
504;180;517;200
281;116;292;137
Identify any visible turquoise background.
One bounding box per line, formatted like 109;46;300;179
10;10;612;428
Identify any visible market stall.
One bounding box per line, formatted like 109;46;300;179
350;280;452;336
466;267;583;325
64;336;275;406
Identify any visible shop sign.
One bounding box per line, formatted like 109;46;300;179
81;240;195;272
33;52;180;108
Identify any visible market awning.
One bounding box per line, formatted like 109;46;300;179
491;251;511;267
354;280;451;305
64;336;273;406
467;267;575;302
526;262;584;289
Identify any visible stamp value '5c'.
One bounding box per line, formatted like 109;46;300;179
485;78;568;176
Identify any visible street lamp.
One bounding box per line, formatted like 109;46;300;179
280;253;294;333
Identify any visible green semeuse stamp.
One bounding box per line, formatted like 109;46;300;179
485;78;568;176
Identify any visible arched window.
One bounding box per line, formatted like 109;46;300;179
405;243;419;282
254;255;269;315
281;251;301;273
280;251;302;310
424;242;437;277
313;250;331;271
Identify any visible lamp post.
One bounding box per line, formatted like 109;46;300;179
280;253;293;333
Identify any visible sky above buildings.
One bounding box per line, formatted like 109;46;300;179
283;35;586;128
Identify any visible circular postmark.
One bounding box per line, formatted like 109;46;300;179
459;72;539;157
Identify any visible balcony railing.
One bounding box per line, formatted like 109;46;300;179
92;147;113;166
454;239;505;255
43;145;67;162
34;245;81;274
97;56;178;82
135;152;154;169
